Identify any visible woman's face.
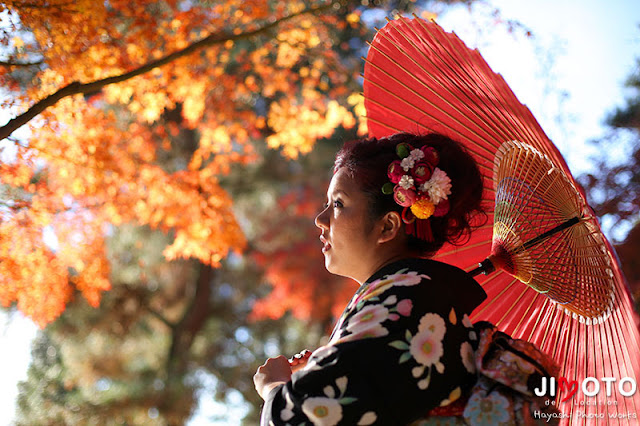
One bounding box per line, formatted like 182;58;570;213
314;168;381;283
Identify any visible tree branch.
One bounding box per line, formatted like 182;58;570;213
9;1;76;10
146;306;175;329
166;262;215;380
0;1;342;142
0;59;44;67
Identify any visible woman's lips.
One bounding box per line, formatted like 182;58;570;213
320;236;331;253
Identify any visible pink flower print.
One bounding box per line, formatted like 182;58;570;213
329;305;392;344
410;328;444;367
407;313;446;371
335;324;389;344
349;271;429;310
346;305;389;334
417;313;446;341
385;271;430;287
397;299;413;317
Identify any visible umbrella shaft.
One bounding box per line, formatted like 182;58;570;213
469;258;496;277
519;216;581;253
470;216;581;277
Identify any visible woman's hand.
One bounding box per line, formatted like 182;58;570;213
253;355;292;400
289;349;312;373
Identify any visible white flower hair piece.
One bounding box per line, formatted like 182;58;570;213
420;168;452;204
409;148;425;161
400;156;415;171
399;175;414;190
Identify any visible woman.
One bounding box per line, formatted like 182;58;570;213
254;132;487;425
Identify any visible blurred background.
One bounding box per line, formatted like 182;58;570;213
0;0;638;424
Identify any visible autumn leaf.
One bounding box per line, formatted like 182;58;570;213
0;0;375;326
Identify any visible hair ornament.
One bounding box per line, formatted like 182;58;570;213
383;143;452;241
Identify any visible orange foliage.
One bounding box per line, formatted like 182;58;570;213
0;0;364;326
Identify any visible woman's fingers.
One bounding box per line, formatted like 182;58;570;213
254;356;292;399
289;349;312;372
288;349;312;365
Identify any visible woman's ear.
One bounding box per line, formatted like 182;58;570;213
377;211;404;244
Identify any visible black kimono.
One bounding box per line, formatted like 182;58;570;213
261;258;487;425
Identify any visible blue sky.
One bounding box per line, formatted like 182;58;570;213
1;1;639;424
439;0;640;176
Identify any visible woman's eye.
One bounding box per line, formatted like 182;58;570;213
321;199;342;210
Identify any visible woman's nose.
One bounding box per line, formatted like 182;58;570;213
315;206;329;230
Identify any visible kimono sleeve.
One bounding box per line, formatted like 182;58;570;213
260;268;481;425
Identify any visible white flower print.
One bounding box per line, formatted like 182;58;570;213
460;342;476;373
303;345;338;371
280;392;295;421
331;304;391;344
357;412;378;425
417;376;431;390
383;295;397;305
302;397;343;426
334;323;388;344
335;376;348;394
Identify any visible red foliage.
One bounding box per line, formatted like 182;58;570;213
250;185;354;323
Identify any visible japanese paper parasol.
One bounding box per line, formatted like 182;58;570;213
363;15;640;423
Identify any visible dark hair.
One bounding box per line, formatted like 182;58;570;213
334;132;486;257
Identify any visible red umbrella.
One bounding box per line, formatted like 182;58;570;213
363;15;640;424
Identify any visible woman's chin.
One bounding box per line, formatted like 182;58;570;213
324;260;352;280
324;256;339;275
323;256;334;273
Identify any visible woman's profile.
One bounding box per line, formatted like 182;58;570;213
253;132;553;425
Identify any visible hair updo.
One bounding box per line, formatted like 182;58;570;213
334;132;486;257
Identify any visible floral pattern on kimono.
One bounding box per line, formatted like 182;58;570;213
409;322;561;426
260;258;487;425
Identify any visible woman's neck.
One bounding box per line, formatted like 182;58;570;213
355;247;417;285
